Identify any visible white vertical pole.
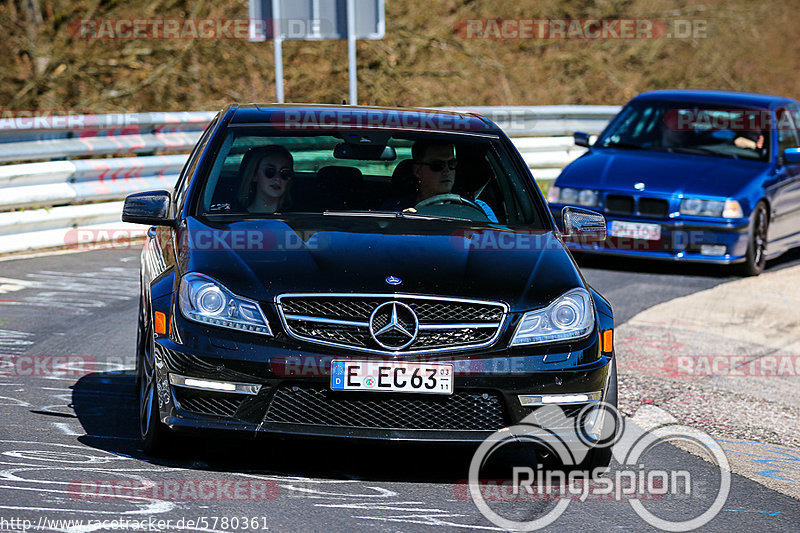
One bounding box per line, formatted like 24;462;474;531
346;0;357;105
272;0;285;103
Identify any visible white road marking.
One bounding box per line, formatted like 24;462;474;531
353;513;504;530
0;329;35;354
278;483;397;498
52;423;83;436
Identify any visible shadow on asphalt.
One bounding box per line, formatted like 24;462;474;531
574;247;800;278
71;370;536;483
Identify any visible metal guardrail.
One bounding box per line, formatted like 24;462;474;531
0;106;619;254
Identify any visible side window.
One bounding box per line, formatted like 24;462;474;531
776;108;799;156
173;115;219;215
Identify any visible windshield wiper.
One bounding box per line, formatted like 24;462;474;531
601;140;646;150
397;210;474;222
321;210;395;218
668;146;738;159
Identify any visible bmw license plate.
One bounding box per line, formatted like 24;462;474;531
330;360;453;395
609;221;661;240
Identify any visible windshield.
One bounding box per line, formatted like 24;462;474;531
197;129;544;228
596;101;771;161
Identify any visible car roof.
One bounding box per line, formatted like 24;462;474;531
225;104;499;134
631;89;798;110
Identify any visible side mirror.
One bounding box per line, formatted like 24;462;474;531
122;190;174;226
573;131;592;148
783;147;800;164
562;206;606;242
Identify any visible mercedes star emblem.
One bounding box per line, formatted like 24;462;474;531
369;301;419;351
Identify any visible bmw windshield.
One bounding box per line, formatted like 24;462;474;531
596;101;771;161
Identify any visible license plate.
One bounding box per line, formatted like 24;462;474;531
609;221;661;240
330;360;453;395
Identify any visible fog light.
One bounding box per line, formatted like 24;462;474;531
700;244;726;256
519;391;602;406
169;374;262;395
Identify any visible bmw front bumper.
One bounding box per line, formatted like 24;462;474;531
551;206;751;264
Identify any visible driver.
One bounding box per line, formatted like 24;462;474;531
408;141;497;221
412;141;458;202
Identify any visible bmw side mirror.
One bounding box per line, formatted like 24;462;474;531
562;206;606;242
783;147;800;164
573;131;592;148
122;190;175;226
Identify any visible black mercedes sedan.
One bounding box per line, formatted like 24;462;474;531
123;104;617;467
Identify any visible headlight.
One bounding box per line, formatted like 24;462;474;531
179;273;272;335
547;186;599;207
510;288;595;346
679;198;742;218
561;187;578;203
578;189;598;206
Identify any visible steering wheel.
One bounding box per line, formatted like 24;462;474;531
414;194;486;215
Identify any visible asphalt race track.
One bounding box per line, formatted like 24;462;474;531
0;248;798;532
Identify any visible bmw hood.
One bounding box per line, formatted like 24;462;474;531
179;216;584;312
560;149;768;197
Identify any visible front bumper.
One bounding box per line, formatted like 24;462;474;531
550;205;750;264
150;326;614;444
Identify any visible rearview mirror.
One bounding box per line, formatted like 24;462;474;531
562;206;606;242
122;190;174;226
334;143;396;160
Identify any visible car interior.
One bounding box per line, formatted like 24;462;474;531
201;133;539;225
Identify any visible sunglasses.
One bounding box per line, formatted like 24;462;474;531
417;159;458;171
262;167;294;180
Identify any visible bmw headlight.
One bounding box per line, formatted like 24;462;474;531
179;273;272;335
510;288;595;346
679;198;743;218
547;186;599;207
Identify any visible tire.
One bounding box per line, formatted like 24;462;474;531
734;202;768;277
134;293;145;393
137;299;175;456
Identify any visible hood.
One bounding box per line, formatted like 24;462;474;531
560;149;768;197
179;216;584;312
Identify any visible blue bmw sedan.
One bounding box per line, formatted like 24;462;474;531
548;90;800;275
